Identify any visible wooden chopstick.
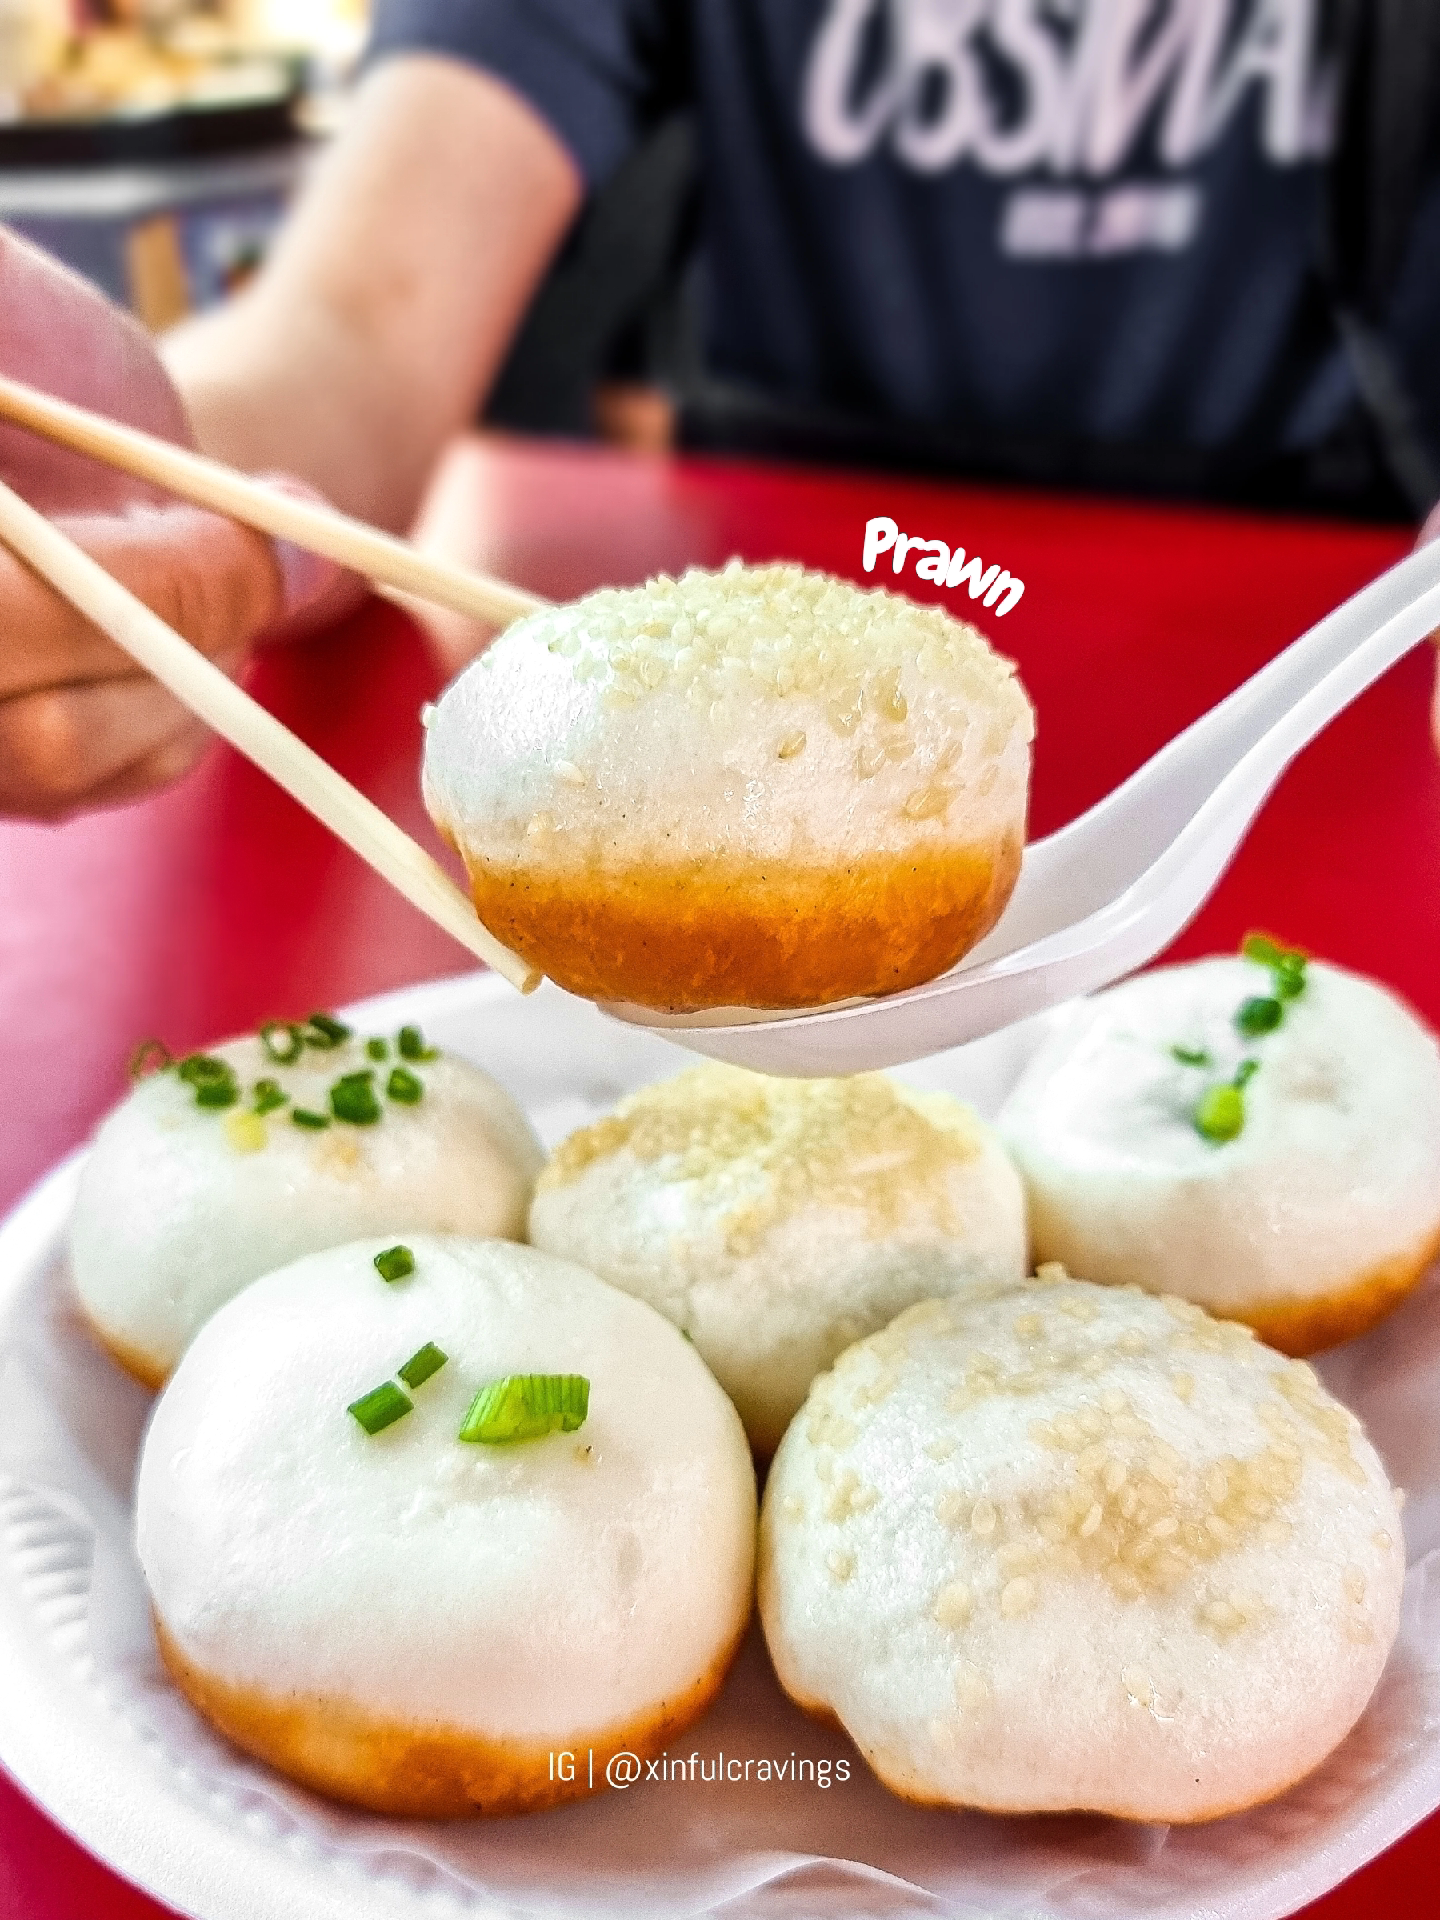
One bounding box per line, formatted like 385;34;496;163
0;372;550;629
0;476;541;994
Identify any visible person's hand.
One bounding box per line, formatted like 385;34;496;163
0;229;331;819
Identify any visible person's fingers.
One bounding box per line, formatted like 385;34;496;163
0;502;283;698
66;716;217;813
0;226;190;513
253;471;347;622
0;651;245;819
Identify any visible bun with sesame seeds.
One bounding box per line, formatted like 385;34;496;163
996;955;1440;1355
420;561;1034;1011
528;1063;1027;1454
758;1271;1405;1823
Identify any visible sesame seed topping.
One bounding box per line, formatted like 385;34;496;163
1000;1576;1037;1617
1121;1666;1154;1709
797;1271;1378;1649
514;563;1032;782
932;1490;965;1528
933;1579;974;1628
902;784;954;821
539;1064;986;1254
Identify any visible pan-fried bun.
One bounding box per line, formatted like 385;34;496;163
421;561;1033;1010
529;1065;1026;1454
136;1237;757;1817
72;1028;544;1387
759;1273;1404;1822
997;957;1440;1353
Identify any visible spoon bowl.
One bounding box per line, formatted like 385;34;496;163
606;537;1440;1075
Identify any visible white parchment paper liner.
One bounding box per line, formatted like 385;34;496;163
1;975;1438;1920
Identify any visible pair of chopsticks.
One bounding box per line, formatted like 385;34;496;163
0;373;545;993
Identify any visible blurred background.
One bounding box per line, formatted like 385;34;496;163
0;0;694;449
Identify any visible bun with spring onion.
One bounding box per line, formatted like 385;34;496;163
997;945;1440;1354
136;1236;757;1816
72;1017;543;1387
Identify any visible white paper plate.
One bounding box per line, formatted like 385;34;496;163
2;971;1440;1920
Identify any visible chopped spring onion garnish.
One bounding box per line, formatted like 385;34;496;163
374;1244;415;1283
1236;996;1283;1037
128;1038;172;1081
1194;1059;1258;1143
1194;1084;1245;1143
1241;932;1308;999
259;1020;304;1064
177;1052;231;1087
330;1070;381;1125
304;1012;352;1050
1242;931;1305;970
1171;1044;1210;1067
1273;956;1307;1000
458;1373;590;1445
365;1037;389;1062
177;1053;239;1110
291;1107;331;1130
398;1342;448;1389
387;1066;423;1105
397;1025;438;1062
348;1382;413;1435
252;1078;288;1116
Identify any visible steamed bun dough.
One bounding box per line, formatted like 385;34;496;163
421;561;1034;1010
760;1273;1405;1822
997;958;1440;1355
136;1237;757;1817
71;1027;544;1387
528;1064;1027;1453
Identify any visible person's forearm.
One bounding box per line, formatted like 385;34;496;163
162;56;583;535
164;279;423;532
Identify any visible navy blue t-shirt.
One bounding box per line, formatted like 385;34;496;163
369;0;1440;505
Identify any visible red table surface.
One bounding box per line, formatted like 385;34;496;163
0;436;1436;1919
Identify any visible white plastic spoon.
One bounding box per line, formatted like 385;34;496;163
608;536;1440;1075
